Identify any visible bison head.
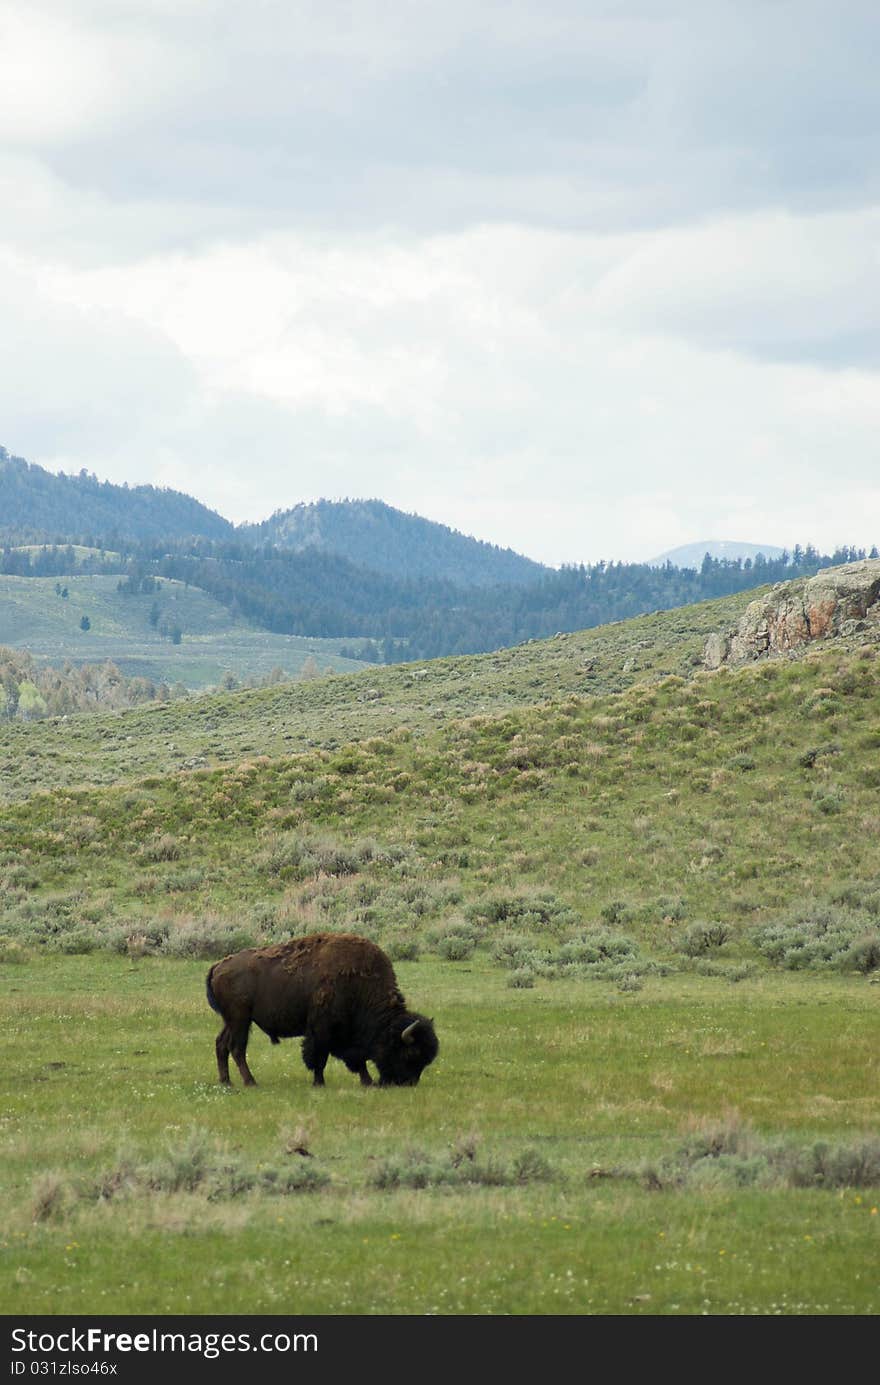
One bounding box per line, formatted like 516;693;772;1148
375;1014;439;1086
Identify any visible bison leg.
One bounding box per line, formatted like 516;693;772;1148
230;1021;257;1087
215;1024;232;1084
341;1051;373;1086
301;1033;329;1087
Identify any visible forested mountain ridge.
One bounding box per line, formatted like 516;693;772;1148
0;448;543;586
0;447;233;544
2;445;877;664
240;498;547;585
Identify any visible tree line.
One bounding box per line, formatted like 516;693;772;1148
0;648;182;721
2;535;876;663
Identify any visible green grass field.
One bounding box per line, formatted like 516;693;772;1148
1;956;878;1316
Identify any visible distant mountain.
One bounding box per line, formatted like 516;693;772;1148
648;540;787;569
239;498;548;587
3;444;873;666
0;447;233;544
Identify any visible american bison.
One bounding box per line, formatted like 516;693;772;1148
206;932;438;1088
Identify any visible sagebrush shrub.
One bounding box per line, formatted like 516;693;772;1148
753;903;879;972
162;916;257;959
385;937;421;962
507;968;536;989
138;834;182;863
679;921;731;956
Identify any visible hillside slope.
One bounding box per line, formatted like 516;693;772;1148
0;587;759;800
239;498;548;586
0;573;368;691
1;599;878;976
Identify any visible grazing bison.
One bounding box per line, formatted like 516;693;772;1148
206;932;438;1088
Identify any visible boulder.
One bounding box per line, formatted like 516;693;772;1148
704;559;880;666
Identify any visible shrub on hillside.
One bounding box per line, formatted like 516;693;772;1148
162;916;258;959
753;904;880;973
490;933;548;972
726;753;756;772
552;931;638;967
0;936;29;964
257;832;408;881
828;879;880;917
842;933;880;975
812;786;845;815
385;937;421;962
137;834;182;863
678;921;731;956
467;890;579;931
431;920;479;961
507;967;536;988
599;899;636;926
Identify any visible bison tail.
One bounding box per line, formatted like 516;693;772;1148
205;964;222;1015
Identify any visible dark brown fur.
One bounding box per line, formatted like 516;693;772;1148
206;932;438;1088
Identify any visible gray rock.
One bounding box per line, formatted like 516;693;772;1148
703;631;729;669
704;558;880;667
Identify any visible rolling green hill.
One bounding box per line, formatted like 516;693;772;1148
11;544;121;565
0;573;369;691
0;586;756;799
1;576;878;951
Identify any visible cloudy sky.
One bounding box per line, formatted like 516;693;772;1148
2;1;879;564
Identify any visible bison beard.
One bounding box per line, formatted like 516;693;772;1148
206;932;438;1088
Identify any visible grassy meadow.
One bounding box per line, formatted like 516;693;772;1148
0;572;368;689
1;958;878;1315
1;592;879;1315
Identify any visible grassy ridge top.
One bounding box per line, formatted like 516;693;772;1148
0;586;756;801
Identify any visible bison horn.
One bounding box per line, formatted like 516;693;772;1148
401;1020;420;1044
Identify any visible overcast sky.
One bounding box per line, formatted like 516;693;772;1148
2;1;879;565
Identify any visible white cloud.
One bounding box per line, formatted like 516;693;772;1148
1;2;879;564
0;10;113;144
0;8;190;148
4;209;879;561
589;208;880;363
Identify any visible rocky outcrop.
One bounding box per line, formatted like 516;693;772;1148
704;559;880;668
